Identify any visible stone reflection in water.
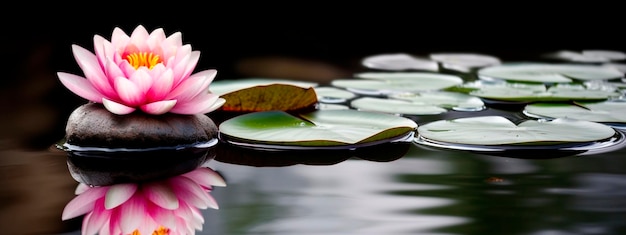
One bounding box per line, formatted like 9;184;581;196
59;103;220;186
61;166;226;235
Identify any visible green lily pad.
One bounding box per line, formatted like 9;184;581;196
524;101;626;123
219;109;418;148
470;83;621;102
417;116;616;146
331;72;463;95
478;63;623;83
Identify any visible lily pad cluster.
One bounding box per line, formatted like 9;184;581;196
204;50;626;156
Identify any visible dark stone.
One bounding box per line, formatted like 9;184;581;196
64;103;218;149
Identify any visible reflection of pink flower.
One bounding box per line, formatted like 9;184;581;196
57;25;225;115
62;167;226;235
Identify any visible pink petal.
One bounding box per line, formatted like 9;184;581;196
162;32;183;58
120;195;146;234
144;182;180;210
145;69;174;101
180;51;201;79
104;183;137;209
198;97;226;114
170;46;196;80
129;68;154;95
114;76;144;106
104;58;125;86
110;27;131;49
173;201;194;229
71;45;115;97
129;25;150;51
182;167;226;188
102;98;136;115
146;28;166;50
190;207;205;229
57;72;105;103
97;219;111;235
81;212;94;235
75;183;90;195
83;198;111;235
204;192;219;210
147;202;176;230
170;95;224;115
108;206;122;235
166;69;216;101
168;177;211;209
62;186;108;220
137;215;159;235
93;35;117;73
140;100;177;115
176;216;195;235
92;35;107;68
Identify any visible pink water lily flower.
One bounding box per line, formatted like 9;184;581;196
62;167;226;235
57;25;225;115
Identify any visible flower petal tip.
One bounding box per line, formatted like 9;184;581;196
102;98;136;115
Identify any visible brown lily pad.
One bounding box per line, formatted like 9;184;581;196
219;83;318;112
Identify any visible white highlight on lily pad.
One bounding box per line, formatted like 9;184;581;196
314;86;356;103
478;63;624;83
429;53;501;72
361;53;439;71
389;91;485;111
351;97;447;115
331;72;463;95
317;103;350;110
219;109;418;148
209;78;318;95
417;116;616;146
524;101;626;123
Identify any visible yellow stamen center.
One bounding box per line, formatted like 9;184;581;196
130;226;170;235
126;52;161;69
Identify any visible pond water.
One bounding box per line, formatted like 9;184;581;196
4;106;624;235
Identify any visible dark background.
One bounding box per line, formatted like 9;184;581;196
7;6;626;82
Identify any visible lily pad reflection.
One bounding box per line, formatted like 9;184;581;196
216;134;412;167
